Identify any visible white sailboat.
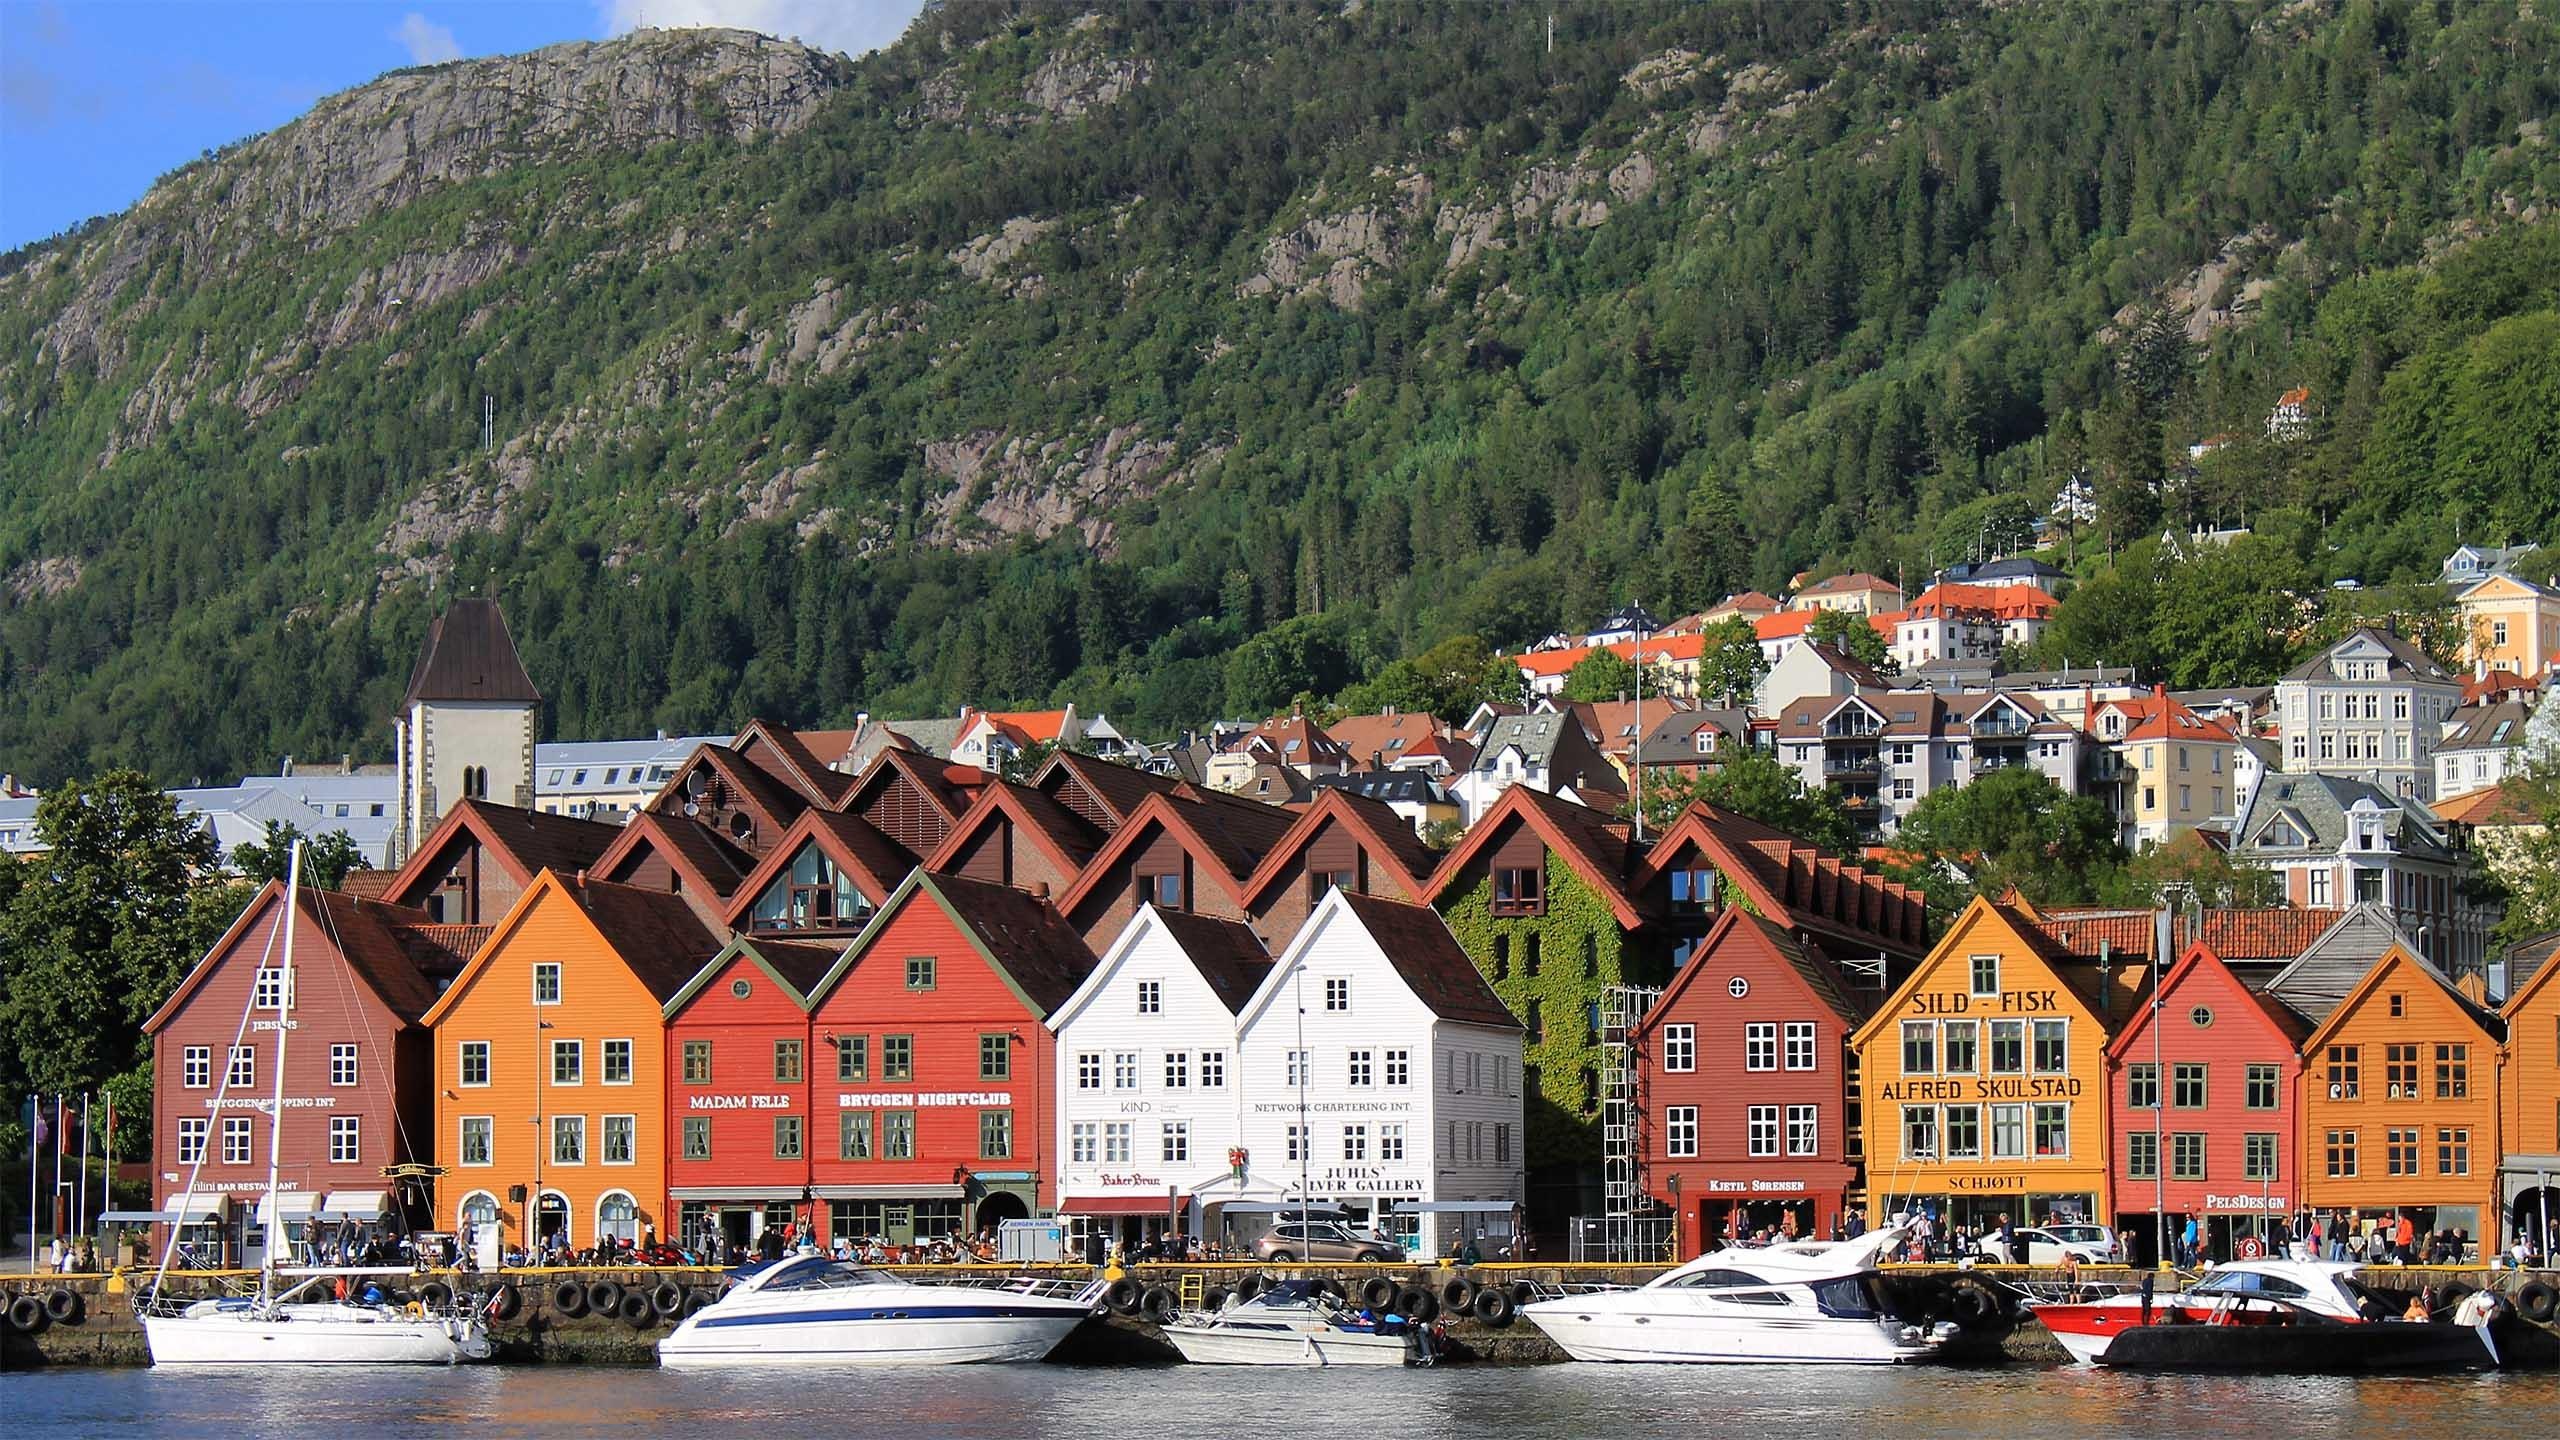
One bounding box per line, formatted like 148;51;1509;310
139;840;493;1366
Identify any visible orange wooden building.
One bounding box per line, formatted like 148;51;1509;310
422;870;716;1254
2295;943;2504;1246
2498;935;2560;1249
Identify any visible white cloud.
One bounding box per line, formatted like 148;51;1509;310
595;0;925;58
394;12;462;66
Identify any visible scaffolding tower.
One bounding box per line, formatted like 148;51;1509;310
1599;982;1665;1263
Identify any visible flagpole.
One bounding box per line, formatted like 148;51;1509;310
24;1097;35;1274
104;1094;116;1264
79;1092;93;1251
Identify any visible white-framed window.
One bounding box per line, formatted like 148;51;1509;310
253;965;293;1011
551;1039;582;1085
1070;1123;1098;1165
177;1117;208;1165
1076;1052;1101;1089
1201;1051;1227;1088
602;1038;633;1085
602;1114;637;1165
1784;1022;1816;1071
1286;1050;1308;1087
532;962;562;1005
1348;1050;1373;1087
460;1040;491;1087
1663;1024;1695;1073
1385;1049;1410;1086
329;1043;359;1087
552;1115;586;1165
1342;1124;1368;1161
1112;1052;1138;1089
1136;980;1162;1014
329;1115;361;1163
1786;1104;1818;1156
1666;1106;1699;1158
1747;1105;1780;1157
182;1045;211;1089
1163;1051;1189;1088
459;1116;493;1167
222;1116;254;1165
1902;1106;1936;1160
1286;1125;1305;1161
1325;977;1350;1011
1380;1123;1405;1161
228;1045;256;1089
1103;1122;1133;1164
1745;1022;1776;1071
1161;1121;1188;1162
1969;955;1999;995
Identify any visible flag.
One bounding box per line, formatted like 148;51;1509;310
28;1097;44;1152
58;1094;72;1154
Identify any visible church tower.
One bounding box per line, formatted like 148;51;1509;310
389;597;541;867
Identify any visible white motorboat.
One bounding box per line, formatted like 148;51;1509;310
142;1270;494;1366
1162;1281;1427;1367
656;1258;1100;1366
2028;1258;2509;1370
1521;1225;1953;1365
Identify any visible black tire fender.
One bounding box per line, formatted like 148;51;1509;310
585;1280;623;1315
486;1283;524;1322
1398;1288;1440;1323
45;1287;85;1325
1233;1275;1264;1301
9;1293;49;1334
1359;1276;1400;1310
650;1281;686;1318
683;1287;718;1317
418;1281;454;1309
550;1280;588;1318
1203;1286;1232;1311
1952;1285;1998;1329
2516;1282;2557;1324
1440;1277;1477;1311
1103;1279;1140;1314
618;1290;654;1328
1509;1280;1536;1307
1472;1286;1517;1328
1139;1286;1178;1324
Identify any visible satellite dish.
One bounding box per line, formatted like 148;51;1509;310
685;769;709;797
728;813;753;841
683;801;700;817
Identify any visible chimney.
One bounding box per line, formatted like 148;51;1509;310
280;754;295;776
341;754;355;775
1029;881;1051;902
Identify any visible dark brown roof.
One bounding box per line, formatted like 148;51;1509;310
926;871;1098;1016
401;598;539;708
745;937;846;999
1152;909;1273;1014
1742;912;1867;1026
457;799;623;877
978;778;1108;869
804;809;922;897
392;923;494;982
733;720;858;806
665;743;822;840
1642;800;1927;957
568;876;722;1002
1038;750;1186;827
309;890;444;1020
1336;892;1518;1029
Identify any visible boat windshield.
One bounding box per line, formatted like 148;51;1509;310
758;1262;898;1292
2188;1270;2311;1302
1661;1268;1770;1290
1809;1275;1887;1320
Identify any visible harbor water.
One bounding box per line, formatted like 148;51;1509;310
5;1364;2555;1437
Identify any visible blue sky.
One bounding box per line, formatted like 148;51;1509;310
0;1;925;252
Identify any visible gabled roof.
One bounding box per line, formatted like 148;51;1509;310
2238;773;2449;859
643;741;817;844
1851;897;2138;1049
1310;770;1457;807
1047;905;1271;1032
592;808;758;900
975;708;1073;746
921;777;1106;882
2262;903;2414;1021
2281;626;2454;684
1241;889;1514;1031
729;718;857;807
1793;571;1901;600
721;808;918;929
1233;713;1352;767
2435;698;2534;754
1637;907;1866;1036
401;597;539;708
2103;941;2312;1060
1032;749;1184;829
1055;787;1302;916
1240;787;1438;906
1325;711;1450;766
2296;942;2502;1054
2106;687;2240;745
420;869;720;1026
145;881;445;1033
1425;786;1644;929
663;932;846;1017
2028;904;2343;966
809;869;1095;1017
1633;800;1927;957
2502;929;2560;1019
2432;782;2537;825
1903;581;2059;622
383;798;623;910
841;744;986;824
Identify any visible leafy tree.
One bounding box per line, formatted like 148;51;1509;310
1806;608;1893;673
1886;768;2126;916
1560;648;1642;704
2483;751;2560;950
1633;746;1857;854
0;773;230;1106
229;820;365;891
2118;830;2285;909
1692;617;1769;708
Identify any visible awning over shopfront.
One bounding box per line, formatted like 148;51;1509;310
253;1191;322;1223
1402;1201;1522;1214
317;1189;388;1221
159;1192;231;1224
1214;1202;1349;1216
100;1208;176;1224
810;1184;966;1201
1060;1195;1182;1216
670;1187;807;1202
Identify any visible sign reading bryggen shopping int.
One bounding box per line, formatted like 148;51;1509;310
1850;898;2124;1231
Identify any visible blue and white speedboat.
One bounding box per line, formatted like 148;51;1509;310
656;1258;1100;1366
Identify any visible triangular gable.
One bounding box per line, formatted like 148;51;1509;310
593;809;756;901
1043;904;1271;1033
1849;896;2116;1051
663;933;844;1019
1631;800;1924;955
149;882;448;1034
420;870;678;1028
806;869;1093;1019
2263;903;2411;1017
720;808;914;930
2499;931;2560;1023
921;779;1103;885
730;718;856;807
1634;908;1861;1038
382;797;621;910
1032;749;1182;832
1054;792;1263;919
1423;785;1642;928
639;741;812;852
2296;943;2502;1056
145;881;291;1034
1238;788;1435;906
2104;940;2309;1061
840;744;985;855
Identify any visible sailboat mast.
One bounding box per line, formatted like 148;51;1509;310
262;840;303;1285
1295;967;1309;1240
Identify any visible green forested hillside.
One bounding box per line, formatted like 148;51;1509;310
2;1;2555;784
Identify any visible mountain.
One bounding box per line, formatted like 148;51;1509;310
3;1;2556;786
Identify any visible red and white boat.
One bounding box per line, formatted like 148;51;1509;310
2031;1259;2507;1372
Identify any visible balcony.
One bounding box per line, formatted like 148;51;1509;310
1973;717;2035;739
1823;754;1882;779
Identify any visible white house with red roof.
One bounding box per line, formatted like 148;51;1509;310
1888;582;2059;670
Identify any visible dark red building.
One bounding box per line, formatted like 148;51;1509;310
141;881;474;1262
661;935;843;1255
803;870;1095;1245
1634;908;1871;1252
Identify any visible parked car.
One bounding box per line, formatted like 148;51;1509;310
1252;1221;1400;1263
1975;1224;2119;1265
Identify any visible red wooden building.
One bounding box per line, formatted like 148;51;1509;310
2103;941;2311;1265
1633;908;1870;1252
803;870;1095;1245
661;935;844;1256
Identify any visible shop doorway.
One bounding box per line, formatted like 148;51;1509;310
535;1192;570;1250
1698;1197;1816;1250
2512;1188;2560;1252
719;1207;756;1259
976;1191;1029;1231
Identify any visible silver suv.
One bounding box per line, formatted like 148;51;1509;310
1253;1221;1400;1263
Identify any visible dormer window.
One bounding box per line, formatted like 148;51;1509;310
1492;866;1545;917
1145;871;1185;910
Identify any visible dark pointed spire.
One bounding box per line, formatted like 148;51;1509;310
401;597;540;708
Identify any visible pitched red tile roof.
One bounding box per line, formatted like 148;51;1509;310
2028;905;2344;965
1335;892;1517;1030
1904;581;2059;622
